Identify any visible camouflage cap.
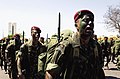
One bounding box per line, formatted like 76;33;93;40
31;26;41;33
74;10;94;22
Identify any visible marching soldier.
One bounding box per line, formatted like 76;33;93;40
101;36;111;69
0;39;4;70
113;39;120;70
1;38;10;73
6;34;22;79
45;10;105;79
17;26;47;79
0;39;2;70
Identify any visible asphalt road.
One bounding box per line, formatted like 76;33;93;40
0;69;9;79
104;62;120;79
0;62;120;79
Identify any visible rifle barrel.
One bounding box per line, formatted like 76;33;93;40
58;12;61;42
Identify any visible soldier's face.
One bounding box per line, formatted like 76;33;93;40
14;36;20;43
76;14;94;38
31;29;40;41
14;36;20;40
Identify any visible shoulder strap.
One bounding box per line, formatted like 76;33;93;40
94;45;99;59
73;45;80;59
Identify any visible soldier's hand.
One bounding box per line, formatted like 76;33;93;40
17;74;25;79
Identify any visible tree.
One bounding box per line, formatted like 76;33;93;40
104;4;120;34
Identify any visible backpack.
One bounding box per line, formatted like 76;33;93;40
44;29;74;71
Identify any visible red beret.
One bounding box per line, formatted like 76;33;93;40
74;10;94;22
31;26;41;33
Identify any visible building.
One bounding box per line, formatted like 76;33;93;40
8;22;16;35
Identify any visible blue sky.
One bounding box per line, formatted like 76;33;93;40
0;0;120;39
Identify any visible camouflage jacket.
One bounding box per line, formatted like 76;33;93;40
101;40;111;54
17;40;47;79
6;40;22;63
46;32;105;79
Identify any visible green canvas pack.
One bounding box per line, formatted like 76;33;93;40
44;29;74;71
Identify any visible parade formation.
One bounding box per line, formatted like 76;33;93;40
0;9;120;79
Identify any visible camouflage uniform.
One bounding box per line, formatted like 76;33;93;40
116;55;120;70
114;40;120;56
0;40;4;70
113;39;120;69
101;37;111;68
45;29;74;71
46;9;105;79
46;32;105;79
1;38;10;73
17;40;47;79
6;38;22;79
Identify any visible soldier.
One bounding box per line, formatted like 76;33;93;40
1;37;10;73
6;34;22;79
0;39;2;69
109;37;115;63
114;39;120;56
44;29;74;74
0;39;3;70
101;36;111;69
45;10;105;79
17;26;47;79
113;39;120;69
98;37;103;45
4;38;10;73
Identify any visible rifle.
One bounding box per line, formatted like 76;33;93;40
58;12;61;43
46;33;49;44
22;31;25;44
